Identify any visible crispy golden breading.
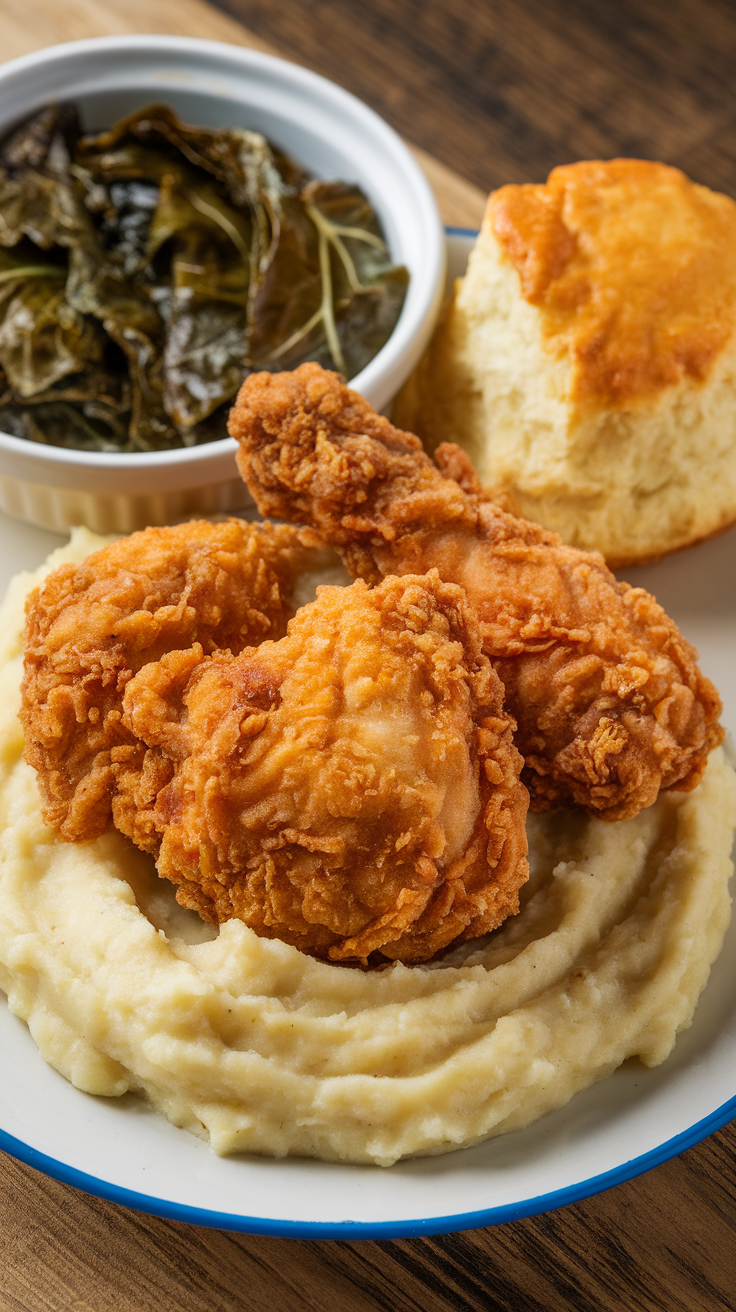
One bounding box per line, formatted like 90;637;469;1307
21;519;323;844
120;573;529;965
229;363;723;822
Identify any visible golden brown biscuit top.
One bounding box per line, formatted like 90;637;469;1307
488;159;736;408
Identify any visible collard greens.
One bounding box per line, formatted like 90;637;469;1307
0;103;408;452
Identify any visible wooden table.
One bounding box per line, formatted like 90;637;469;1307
1;2;735;1308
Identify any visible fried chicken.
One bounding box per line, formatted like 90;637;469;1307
229;363;724;822
119;572;529;964
21;518;325;844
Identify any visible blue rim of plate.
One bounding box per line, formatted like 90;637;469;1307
1;1093;735;1238
1;224;733;1238
444;225;479;237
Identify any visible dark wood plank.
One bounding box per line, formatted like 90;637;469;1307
3;1119;736;1312
212;0;736;196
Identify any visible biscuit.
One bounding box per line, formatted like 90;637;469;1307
394;160;736;566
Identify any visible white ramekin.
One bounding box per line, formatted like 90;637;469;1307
0;36;445;533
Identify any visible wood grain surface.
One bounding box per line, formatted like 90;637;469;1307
216;0;736;199
0;2;735;1310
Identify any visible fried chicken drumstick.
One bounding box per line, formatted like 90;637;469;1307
21;519;324;843
119;572;529;964
229;363;723;822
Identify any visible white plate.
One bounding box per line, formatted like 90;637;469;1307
0;233;734;1238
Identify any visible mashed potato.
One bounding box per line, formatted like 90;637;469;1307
0;531;734;1166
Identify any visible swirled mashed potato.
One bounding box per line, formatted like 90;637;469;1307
0;531;734;1166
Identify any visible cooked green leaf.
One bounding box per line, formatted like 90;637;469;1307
164;223;250;428
334;265;410;378
0;278;105;397
65;233;178;450
0;103;409;452
246;193;322;370
250;180;408;378
0;395;132;450
0;105;90;253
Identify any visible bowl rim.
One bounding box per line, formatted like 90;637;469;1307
0;34;444;474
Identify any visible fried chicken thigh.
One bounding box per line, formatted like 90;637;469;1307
21;518;323;843
120;573;529;964
229;363;723;821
